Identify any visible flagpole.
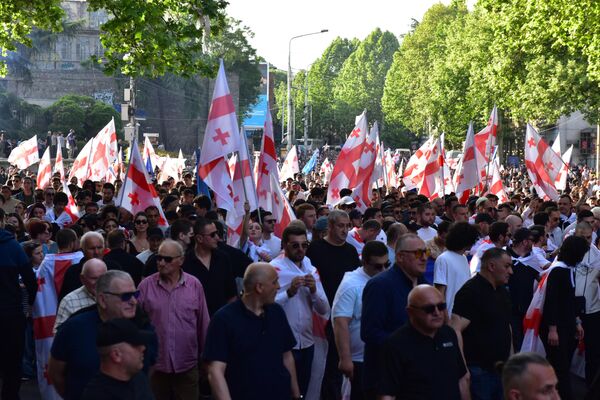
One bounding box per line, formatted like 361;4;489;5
241;128;261;225
84;136;94;183
117;138;135;212
439;135;445;198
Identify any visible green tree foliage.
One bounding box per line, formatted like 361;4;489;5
333;29;399;135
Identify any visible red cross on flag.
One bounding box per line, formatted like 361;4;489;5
454;122;479;204
415;138;442;199
270;173;296;238
53;145;65;182
385;150;399;188
326;111;368;205
62;181;80;224
8;135;39;170
474;106;498;184
280;145;299;181
371;136;385;188
32;251;85;400
68;137;93;186
555;145;573;191
402;137;435;190
524;124;560;200
350;122;380;211
37;147;52;189
257;107;280;212
117;139;169;226
319;157;334;184
488;156;509;203
88;118;118;182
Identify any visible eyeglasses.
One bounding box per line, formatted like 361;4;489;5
135;220;148;225
103;290;140;302
399;248;430;259
369;260;391;270
288;242;309;249
201;231;219;238
156;254;182;263
411;302;447;314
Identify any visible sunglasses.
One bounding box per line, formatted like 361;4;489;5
399;248;431;259
201;231;219;238
412;302;447;314
156;254;182;263
135;220;148;225
288;242;309;249
103;290;140;302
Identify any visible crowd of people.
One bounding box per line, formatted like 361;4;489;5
2;154;600;400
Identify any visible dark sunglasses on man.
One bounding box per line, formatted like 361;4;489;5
103;290;141;302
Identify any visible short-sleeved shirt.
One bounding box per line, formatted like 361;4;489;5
379;323;466;399
81;372;154;400
202;299;296;400
433;250;470;315
451;274;512;371
331;267;370;361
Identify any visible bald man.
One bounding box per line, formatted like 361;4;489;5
54;259;107;333
378;285;469;400
203;263;301;400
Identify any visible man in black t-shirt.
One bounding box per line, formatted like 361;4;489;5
82;318;155;400
450;247;513;400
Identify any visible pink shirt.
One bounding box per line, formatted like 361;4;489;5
138;271;210;373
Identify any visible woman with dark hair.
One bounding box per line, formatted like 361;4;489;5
7;212;28;242
14;201;26;219
26;202;46;222
25;219;57;254
102;218;119;236
541;235;589;399
130;211;149;254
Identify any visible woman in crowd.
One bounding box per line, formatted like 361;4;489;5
7;212;28;242
130;212;149;254
14;201;26;220
25;219;57;254
102;218;120;236
26;202;46;222
242;220;272;262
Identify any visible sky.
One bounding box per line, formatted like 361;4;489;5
226;0;466;72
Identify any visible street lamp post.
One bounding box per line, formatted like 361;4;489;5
287;29;328;151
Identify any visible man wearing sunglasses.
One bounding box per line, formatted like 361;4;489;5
272;224;330;397
49;270;157;400
378;285;469;400
138;240;209;400
261;211;282;259
361;233;429;399
332;241;389;400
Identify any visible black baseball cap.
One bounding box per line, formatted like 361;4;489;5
96;318;152;347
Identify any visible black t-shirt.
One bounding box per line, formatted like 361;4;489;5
506;247;539;316
306;239;360;304
202;299;296;400
452;274;512;371
541;266;577;336
81;372;154;400
182;248;237;316
379;323;466;400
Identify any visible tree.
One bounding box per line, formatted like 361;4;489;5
333;29;399;135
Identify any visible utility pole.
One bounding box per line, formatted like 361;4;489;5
303;79;309;150
122;77;137;149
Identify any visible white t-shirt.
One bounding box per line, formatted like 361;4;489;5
331;267;370;362
575;244;600;314
416;226;437;242
262;235;282;259
434;250;471;316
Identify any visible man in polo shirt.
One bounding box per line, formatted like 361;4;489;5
203;263;301;400
361;233;428;399
378;285;469;399
138;240;209;400
450;247;513;400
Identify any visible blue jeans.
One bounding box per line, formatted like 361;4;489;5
292;345;314;396
22;317;35;379
469;366;502;400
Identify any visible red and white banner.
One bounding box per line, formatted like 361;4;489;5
37;147;52;189
434;133;455;198
555;145;573;191
270;174;296;238
319;158;333;184
403;137;435;190
326;111;368;205
62;181;81;224
32;251;85;400
454;122;479;203
143;136;161;171
256;107;280;212
415;139;441;199
8;135;39;170
68;137;93;186
385;150;399;189
474;106;498;183
524;124;561;200
350;122;380;211
488;156;509;203
157;156;180;183
280;145;299;181
88;118;118;182
117;139;168;227
53;145;65;182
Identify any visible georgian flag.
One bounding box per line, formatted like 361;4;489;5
489;156;509;203
280;145;299;181
256;106;280;212
53;145;65;182
319;157;333;184
454;122;479;204
68;137;93;186
555;145;573;191
524;124;561;200
350;122;380;211
474;106;498;183
270;173;296;238
8;135;39;170
88;118;118;182
37;147;52;189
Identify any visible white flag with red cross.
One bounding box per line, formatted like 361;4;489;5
8;135;39;170
53;145;65;182
270;173;296;238
257;107;280;212
350;122;380;211
402;137;435;190
415;138;442;199
32;251;85;400
524;124;561;201
280;145;299;181
117;139;168;226
319;157;333;184
488;156;509;203
326;111;368;205
433;133;455;198
371;136;385;189
385;150;399;188
143;136;161;172
454;122;479;204
68;137;93;186
62;181;81;223
88;118;118;182
555;145;573;191
37;147;52;189
474;106;498;183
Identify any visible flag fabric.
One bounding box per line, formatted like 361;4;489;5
280;145;300;181
415;139;442;199
302;148;320;175
88;118;118;182
117;138;168;227
256;107;280;212
319;158;334;185
454;122;479;204
555;145;573;191
37;147;52;189
326;111;368;205
177;149;186;178
350;122;380;211
194;148;212;198
434;133;454;198
270;174;296;238
68;137;94;186
198;60;240;217
551;132;562;156
62;182;81;224
488;156;509;203
474;106;499;184
143;136;160;175
53;145;65;182
524;124;561;201
402;138;435;190
157;156;180;183
32;251;85;400
8;135;39;170
371;137;385;189
385;150;399;189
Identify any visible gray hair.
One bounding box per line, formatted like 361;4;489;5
80;231;104;249
328;210;349;225
96;270;132;295
81;259;107;276
394;233;421;253
159;239;184;257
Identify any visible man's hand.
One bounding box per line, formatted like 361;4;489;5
548;328;559;346
287;276;305;297
338;357;354;379
304;274;316;294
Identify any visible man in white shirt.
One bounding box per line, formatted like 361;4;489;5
272;224;330;396
44;192;72;228
346;220;382;257
332;241;388;398
470;222;511;274
415;202;437;242
261;211;282;259
434;222;479;315
558;194;577;229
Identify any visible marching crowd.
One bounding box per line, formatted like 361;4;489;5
1;157;600;400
